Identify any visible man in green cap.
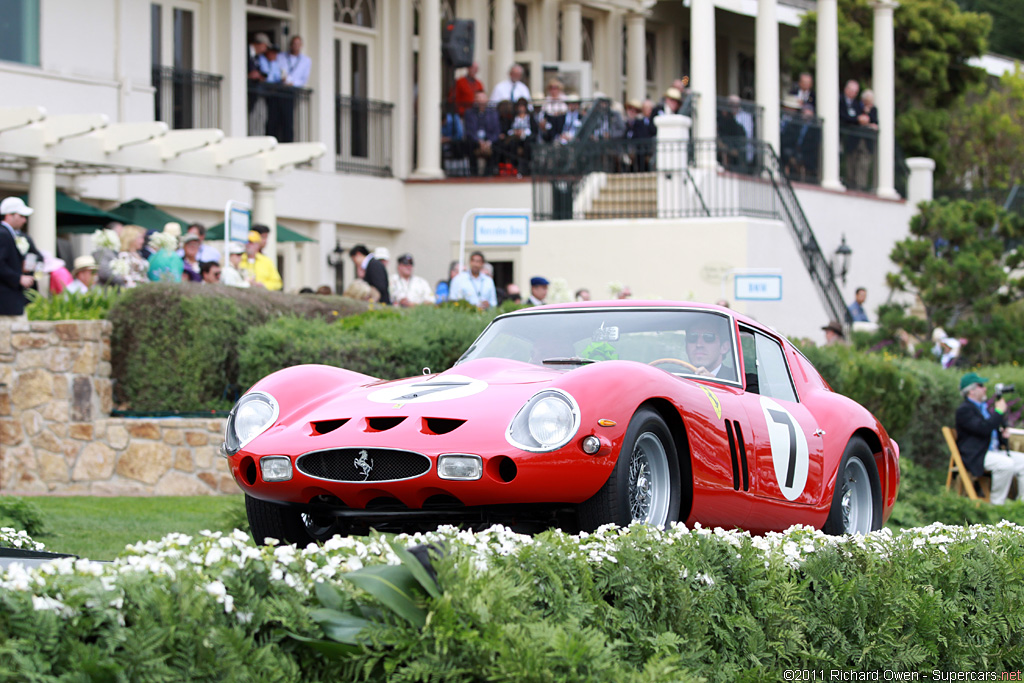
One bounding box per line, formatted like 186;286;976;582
955;371;1024;505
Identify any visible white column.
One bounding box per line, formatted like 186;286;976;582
626;11;646;104
540;0;560;58
28;160;57;295
872;0;899;199
224;0;249;137
562;1;583;63
654;114;692;217
413;0;444;178
756;0;780;154
816;0;843;190
248;182;279;268
905;157;935;207
690;0;716;165
493;0;515;85
317;221;338;292
395;0;414;178
314;0;335;174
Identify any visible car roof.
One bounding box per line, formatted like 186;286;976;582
498;300;772;336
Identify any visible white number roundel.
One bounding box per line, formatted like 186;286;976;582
368;375;487;404
758;397;809;501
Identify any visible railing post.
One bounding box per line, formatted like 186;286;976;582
654;114;691;218
905;157;935;208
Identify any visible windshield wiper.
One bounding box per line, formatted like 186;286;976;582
542;357;596;365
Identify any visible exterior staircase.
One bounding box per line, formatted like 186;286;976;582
583;172;657;219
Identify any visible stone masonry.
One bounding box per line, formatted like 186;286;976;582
0;318;236;495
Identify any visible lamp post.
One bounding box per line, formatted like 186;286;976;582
833;235;852;286
326;240;345;294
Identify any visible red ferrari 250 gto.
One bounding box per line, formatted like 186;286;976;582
224;302;899;545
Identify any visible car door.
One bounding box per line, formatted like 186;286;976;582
738;327;826;513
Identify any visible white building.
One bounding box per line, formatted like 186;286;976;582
0;0;933;342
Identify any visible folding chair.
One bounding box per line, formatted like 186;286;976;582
942;426;991;502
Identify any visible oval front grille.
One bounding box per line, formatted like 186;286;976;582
297;448;431;482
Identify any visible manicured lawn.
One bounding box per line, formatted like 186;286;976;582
1;495;247;561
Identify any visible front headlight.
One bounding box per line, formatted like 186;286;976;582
223;391;279;455
506;389;580;452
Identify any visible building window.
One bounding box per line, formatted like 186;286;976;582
645;31;656;83
581;17;594;63
248;0;292;10
0;0;40;66
514;2;527;52
334;0;375;28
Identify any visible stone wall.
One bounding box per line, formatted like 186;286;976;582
0;318;236;495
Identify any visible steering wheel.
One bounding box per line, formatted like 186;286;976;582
648;358;698;372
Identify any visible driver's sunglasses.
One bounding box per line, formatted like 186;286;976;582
687;332;718;344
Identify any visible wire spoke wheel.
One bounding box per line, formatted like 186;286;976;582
839;457;873;534
628;432;671;525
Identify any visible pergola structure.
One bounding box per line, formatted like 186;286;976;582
0;105;325;268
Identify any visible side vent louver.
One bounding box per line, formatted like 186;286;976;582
725;420;750;492
423;417;466;435
367;416;407;431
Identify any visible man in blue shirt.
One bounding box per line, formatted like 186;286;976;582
449;251;497;310
955;372;1024;505
848;287;869;322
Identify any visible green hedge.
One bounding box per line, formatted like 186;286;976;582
2;523;1023;680
108;285;367;411
237;303;497;388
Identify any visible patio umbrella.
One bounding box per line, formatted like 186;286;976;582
206;222;316;243
109;198;188;232
18;191;125;235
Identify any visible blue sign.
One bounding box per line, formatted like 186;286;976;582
474;214;529;245
735;274;782;301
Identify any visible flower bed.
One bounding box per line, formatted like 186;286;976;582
1;523;1022;679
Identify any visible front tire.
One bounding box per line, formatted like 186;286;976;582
245;494;345;546
578;407;681;531
823;437;882;535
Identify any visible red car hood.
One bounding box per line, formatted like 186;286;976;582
297;358;563;424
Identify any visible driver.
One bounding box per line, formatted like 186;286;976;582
685;317;736;380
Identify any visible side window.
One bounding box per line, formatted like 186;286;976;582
739;329;758;394
753;332;798;402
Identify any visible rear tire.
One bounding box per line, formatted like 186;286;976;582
823;437;882;535
245;494;344;546
578;408;681;531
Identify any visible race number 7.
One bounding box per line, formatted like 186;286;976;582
767;409;797;488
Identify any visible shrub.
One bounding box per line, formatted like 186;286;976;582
108;284;367;411
238;304;496;387
25;287;121;321
2;524;1024;679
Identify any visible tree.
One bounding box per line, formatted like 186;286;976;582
958;0;1024;60
943;67;1024;191
789;0;991;177
885;198;1024;364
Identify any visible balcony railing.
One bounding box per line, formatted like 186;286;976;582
839;125;879;193
336;96;394;178
780;108;823;185
152;66;222;130
247;82;313;142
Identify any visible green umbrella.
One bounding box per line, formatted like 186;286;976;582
109;198;188;232
206;221;316;243
18;190;125;235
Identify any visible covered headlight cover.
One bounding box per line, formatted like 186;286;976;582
223;391;279;454
506;389;580;452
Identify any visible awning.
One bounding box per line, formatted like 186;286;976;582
206;221;316;243
18;190;124;234
109;198;188;232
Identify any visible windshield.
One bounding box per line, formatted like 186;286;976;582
457;308;740;382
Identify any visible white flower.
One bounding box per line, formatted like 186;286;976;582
148;231;179;252
92;228;120;251
109;256;131;278
14;236;29;255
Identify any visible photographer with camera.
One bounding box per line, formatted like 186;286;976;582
955;372;1024;505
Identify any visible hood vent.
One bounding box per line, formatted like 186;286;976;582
367;416;407;432
312;418;349;435
423;417;466;435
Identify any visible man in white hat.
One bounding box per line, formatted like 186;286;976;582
0;197;38;316
65;255;98;295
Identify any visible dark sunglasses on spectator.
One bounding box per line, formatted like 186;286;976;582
687;332;718;344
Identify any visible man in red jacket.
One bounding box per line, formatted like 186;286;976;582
449;62;485;117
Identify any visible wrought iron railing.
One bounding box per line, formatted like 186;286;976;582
839;125;879;193
247;82;313;142
531;137;850;324
779;108;823;186
336;96;394;177
152;67;222;130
